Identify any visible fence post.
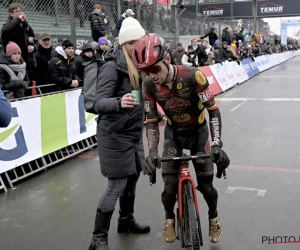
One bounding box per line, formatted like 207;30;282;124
117;0;122;19
69;0;77;46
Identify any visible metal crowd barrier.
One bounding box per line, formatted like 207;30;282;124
1;85;97;192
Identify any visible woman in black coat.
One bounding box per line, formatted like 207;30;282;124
88;17;149;250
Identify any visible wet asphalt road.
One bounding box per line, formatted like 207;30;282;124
1;57;300;250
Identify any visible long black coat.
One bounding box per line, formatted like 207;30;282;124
197;45;208;66
201;30;218;46
93;48;145;179
33;44;56;93
89;12;106;42
1;16;37;82
1;16;35;65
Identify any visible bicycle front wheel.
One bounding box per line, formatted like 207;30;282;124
182;182;201;250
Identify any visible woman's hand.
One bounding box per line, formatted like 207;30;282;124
121;93;135;108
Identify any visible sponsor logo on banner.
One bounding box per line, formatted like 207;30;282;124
0;108;28;162
206;76;215;84
260;3;284;14
250;62;258;70
202;6;225;16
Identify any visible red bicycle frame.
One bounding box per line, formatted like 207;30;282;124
177;163;200;220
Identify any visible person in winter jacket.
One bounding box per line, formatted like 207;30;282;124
190;38;201;54
88;17;150;250
200;27;218;46
235;29;244;44
89;4;107;42
0;90;12;127
74;43;94;86
213;45;224;64
0;42;29;98
1;3;36;82
197;40;208;66
48;40;79;90
172;42;185;65
219;42;238;61
181;45;198;67
114;9;135;42
33;32;56;93
94;37;108;60
221;27;231;44
165;41;175;65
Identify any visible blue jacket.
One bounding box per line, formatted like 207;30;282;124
0;90;12;127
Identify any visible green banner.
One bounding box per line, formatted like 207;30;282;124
41;93;68;156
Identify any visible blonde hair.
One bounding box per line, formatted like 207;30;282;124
208;51;214;58
122;45;140;90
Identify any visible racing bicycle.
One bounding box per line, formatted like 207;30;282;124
150;154;226;250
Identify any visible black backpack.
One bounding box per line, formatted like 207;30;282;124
82;59;106;114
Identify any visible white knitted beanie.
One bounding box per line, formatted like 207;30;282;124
119;17;145;46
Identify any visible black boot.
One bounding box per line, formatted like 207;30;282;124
117;195;150;234
88;209;114;250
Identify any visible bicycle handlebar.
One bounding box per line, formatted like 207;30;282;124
160;154;211;162
158;154;227;179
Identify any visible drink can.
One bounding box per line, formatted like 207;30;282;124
131;90;140;105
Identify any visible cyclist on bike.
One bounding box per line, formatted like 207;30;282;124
132;34;230;244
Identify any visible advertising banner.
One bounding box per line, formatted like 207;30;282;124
198;66;222;95
0;90;97;174
241;58;260;78
209;63;235;91
185;1;253;18
231;61;249;84
257;0;300;17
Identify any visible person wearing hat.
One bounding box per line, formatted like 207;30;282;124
95;36;108;60
88;17;149;250
74;43;95;86
213;45;223;64
0;42;29;98
48;40;79;90
89;4;107;42
33;32;56;93
1;3;36;82
114;8;135;42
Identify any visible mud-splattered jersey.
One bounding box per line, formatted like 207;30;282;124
142;65;222;150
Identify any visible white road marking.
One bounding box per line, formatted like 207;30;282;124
226;186;266;196
216;98;300;102
260;75;300;78
230;101;246;111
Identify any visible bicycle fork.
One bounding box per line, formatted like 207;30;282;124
177;166;204;247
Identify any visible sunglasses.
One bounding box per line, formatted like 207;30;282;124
141;61;164;75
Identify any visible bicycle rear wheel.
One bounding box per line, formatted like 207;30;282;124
181;182;201;250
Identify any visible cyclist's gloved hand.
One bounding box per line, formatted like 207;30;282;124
144;148;161;175
210;140;230;178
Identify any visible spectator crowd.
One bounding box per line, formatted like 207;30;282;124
0;2;298;100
